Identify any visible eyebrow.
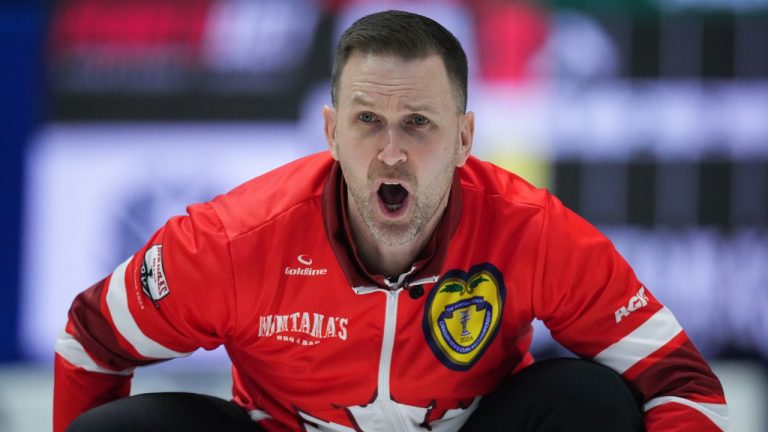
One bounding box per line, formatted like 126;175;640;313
349;95;437;114
403;102;437;113
350;94;375;108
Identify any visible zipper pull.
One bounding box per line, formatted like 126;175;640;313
404;275;439;300
407;284;424;300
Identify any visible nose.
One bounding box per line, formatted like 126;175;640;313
377;128;407;166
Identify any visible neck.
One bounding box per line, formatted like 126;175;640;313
347;192;448;279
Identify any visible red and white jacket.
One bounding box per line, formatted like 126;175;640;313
54;153;729;431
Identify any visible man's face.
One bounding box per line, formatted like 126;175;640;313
324;53;474;247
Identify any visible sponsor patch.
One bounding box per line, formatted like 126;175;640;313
284;254;327;276
140;244;170;304
258;312;348;346
614;286;649;323
423;263;506;371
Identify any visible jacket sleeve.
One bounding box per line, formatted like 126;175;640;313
53;202;237;432
532;194;729;431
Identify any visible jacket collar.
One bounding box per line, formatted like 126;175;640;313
322;161;462;289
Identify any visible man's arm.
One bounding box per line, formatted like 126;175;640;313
53;202;237;432
534;194;728;431
54;277;135;432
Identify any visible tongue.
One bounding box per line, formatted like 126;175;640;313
379;184;408;206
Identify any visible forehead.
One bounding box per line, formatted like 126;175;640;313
337;53;454;111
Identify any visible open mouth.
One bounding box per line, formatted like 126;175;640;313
377;182;409;214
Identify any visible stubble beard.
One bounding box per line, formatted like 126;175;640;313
342;158;456;248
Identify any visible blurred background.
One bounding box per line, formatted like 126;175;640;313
1;0;767;430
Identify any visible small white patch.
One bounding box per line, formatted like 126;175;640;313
140;245;170;302
297;254;313;265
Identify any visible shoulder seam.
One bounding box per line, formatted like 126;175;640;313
232;193;323;241
205;202;240;342
531;195;551;318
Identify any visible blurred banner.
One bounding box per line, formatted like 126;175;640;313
47;0;330;119
21;0;768;363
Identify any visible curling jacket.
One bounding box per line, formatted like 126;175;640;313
54;152;729;431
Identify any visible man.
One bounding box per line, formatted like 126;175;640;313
55;10;729;432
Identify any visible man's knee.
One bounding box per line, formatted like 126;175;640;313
66;396;148;432
463;358;644;432
522;358;642;419
66;392;259;432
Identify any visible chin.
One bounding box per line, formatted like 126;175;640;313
370;223;418;247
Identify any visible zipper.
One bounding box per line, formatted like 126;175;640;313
378;285;409;431
358;270;440;431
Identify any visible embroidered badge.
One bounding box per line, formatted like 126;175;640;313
140;244;170;304
423;263;506;371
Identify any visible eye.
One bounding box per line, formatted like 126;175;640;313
410;115;430;126
358;112;377;123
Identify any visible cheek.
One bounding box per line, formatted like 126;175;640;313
338;145;376;183
340;144;373;169
340;137;384;170
420;136;460;166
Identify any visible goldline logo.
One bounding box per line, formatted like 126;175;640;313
285;254;327;276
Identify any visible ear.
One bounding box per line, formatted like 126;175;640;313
323;105;339;160
456;111;474;167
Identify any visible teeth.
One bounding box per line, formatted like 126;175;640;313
383;181;400;185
